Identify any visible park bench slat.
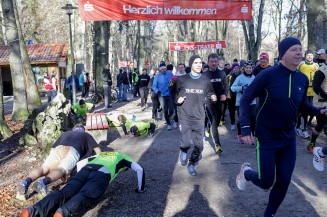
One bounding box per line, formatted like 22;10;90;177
91;114;98;130
96;114;103;129
85;113;110;130
100;114;109;129
85;114;92;130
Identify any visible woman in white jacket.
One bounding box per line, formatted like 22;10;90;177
231;62;256;145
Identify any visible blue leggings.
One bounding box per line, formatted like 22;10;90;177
244;139;296;217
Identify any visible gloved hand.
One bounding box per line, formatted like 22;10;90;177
135;188;145;193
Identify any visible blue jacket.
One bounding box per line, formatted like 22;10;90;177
152;71;173;96
231;73;256;106
240;64;321;143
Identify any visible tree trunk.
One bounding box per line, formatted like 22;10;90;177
2;0;29;121
136;21;141;70
94;21;110;91
13;0;41;112
0;68;13;139
306;0;327;50
242;0;265;61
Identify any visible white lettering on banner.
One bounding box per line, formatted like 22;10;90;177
123;5;217;15
123;5;163;15
183;44;215;50
185;89;204;94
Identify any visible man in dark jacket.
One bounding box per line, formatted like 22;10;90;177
236;37;327;216
116;69;123;100
203;53;229;154
101;63;112;108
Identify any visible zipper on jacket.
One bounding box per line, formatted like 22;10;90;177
288;74;292;98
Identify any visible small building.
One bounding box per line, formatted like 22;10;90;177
0;44;68;96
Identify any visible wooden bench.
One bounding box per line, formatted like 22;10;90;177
85;113;109;130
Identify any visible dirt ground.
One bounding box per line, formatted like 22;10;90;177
0;94;327;217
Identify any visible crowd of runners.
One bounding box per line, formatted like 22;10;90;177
18;36;327;217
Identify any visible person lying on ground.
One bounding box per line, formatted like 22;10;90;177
20;151;145;217
16;124;101;200
118;114;157;137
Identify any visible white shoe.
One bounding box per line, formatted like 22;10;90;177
301;130;310;139
296;128;303;136
172;121;178;129
313;147;325;171
231;124;236;131
236;163;252;191
167;125;172;130
180;150;187;166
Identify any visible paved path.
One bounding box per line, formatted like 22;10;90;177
81;95;327;217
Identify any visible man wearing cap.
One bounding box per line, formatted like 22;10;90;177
253;52;271;76
308;48;327;153
236;37;327;216
175;55;216;176
316;48;326;66
152;62;174;130
296;49;319;139
203;53;229;154
16;124;101;201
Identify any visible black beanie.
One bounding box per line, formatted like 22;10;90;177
305;49;314;56
278;37;301;59
188;55;201;67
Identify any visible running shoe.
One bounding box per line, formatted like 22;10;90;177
205;127;211;137
188;164;197;176
296;128;303;136
179;150;188;166
237;135;244;144
230;124;236;131
301;130;310;139
313;147;325;171
307;142;315;154
236;163;252;191
16;181;28;201
20;207;36;217
167;125;172;130
172;121;178;129
215;144;223;154
33;180;47;198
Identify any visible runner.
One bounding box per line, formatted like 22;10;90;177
236;37;327;217
176;55;216;176
203;54;229;154
231;62;256;145
307;49;327;153
169;63;186;129
296;49;319;139
152;63;174;130
20;152;145;217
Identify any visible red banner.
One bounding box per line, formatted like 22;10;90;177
169;41;227;51
78;0;252;21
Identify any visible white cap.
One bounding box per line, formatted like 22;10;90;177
316;49;326;55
